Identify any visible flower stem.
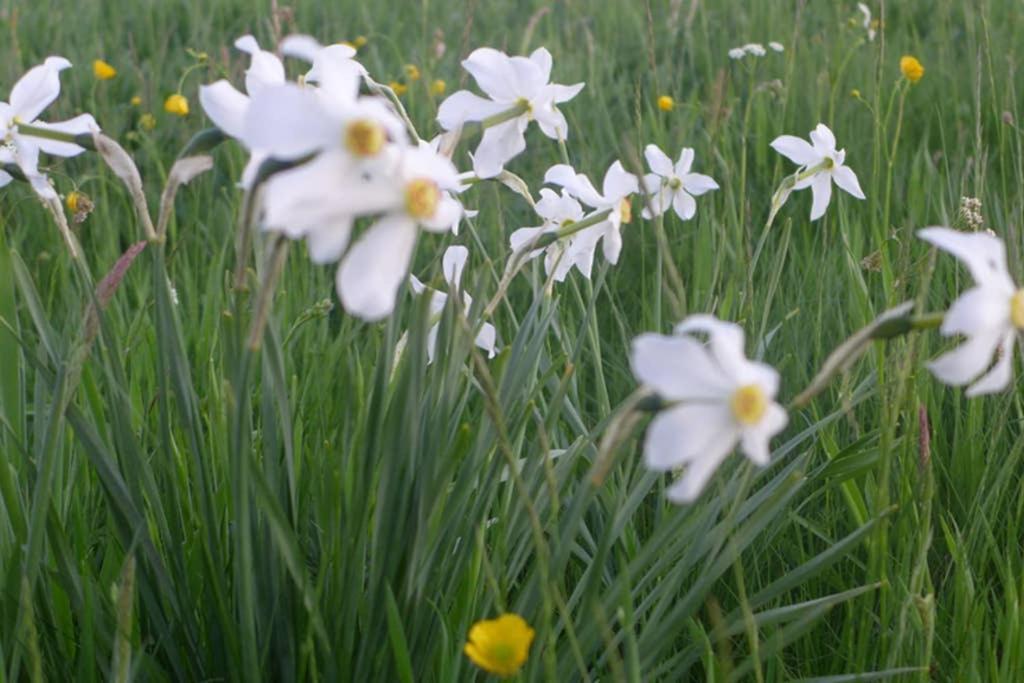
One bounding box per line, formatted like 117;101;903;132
15;123;96;151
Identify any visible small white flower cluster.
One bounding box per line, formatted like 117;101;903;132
728;42;784;60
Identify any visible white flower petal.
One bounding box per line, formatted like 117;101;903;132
966;332;1017;396
601;222;623;264
644;402;736;471
29;114;98;157
548;82;584;103
471;118;527;179
674;148;695;177
672;190;696;220
279;34;325;62
442;245;469;288
674;314;750;382
533;104;568;140
809;172;833;221
739;402;788;466
770;135;819;166
809;124;837;153
242;84;337;159
337;214;418;321
305;219;353;264
601;160;638;200
832;165;865;199
644;144;674;177
476;321;498;358
941;286;1011;336
918;227;1016;292
630;332;734;400
437;90;507;129
928;328;1004;386
9;56;71;123
529;47;553;83
462;48;518;102
544;164;604;207
682;172;719;197
199;80;249;139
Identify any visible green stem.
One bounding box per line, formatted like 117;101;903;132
15;123;95;151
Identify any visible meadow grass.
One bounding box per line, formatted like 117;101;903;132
1;0;1024;680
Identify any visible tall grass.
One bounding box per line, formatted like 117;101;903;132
1;0;1023;680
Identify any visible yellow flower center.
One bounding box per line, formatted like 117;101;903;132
619;197;632;224
1011;290;1024;329
344;119;386;157
731;384;767;425
405;178;440;220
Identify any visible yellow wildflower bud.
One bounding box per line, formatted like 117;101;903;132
850;88;861;98
164;94;190;117
353;35;368;48
130;95;142;106
66;191;83;213
389;81;408;96
404;64;421;81
93;59;117;80
900;55;924;84
431;79;446;96
657;95;675;112
139;113;157;131
464;614;534;677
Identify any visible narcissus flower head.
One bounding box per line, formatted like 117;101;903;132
464;613;534;677
630;315;788;503
770;123;865;221
641;144;719;221
917;227;1022;396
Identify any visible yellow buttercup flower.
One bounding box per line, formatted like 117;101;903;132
404;64;421;81
66;191;84;213
93;59;117;80
657;95;675;112
389;81;408;96
900;55;924;83
164;94;189;116
130;95;142;106
464;613;534;677
139;113;157;131
850;88;861;99
431;79;446;96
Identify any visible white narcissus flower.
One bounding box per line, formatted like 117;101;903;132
334;145;463;321
509;188;588;282
918;227;1023;396
0;57;99;198
630;315;788;504
199;35;291;187
409;245;498;362
437;47;584;179
770;123;865;221
544;160;638;266
641;144;719;220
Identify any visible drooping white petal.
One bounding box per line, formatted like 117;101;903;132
437;90;508;129
442;245;469;288
472;118;527;178
305;219;353;264
337;214;418;321
739;402;788;465
770;135;819;166
671;190;696;220
601;222;623;264
630;333;735;401
644;402;736;471
475;321;498;358
9;56;71;123
832;165;865;199
199;80;249;139
928;328;1005;386
544;164;604;207
809;172;833;221
29;114;98;157
242;84;336;159
644;144;674;177
918;227;1017;292
966;332;1017;396
462;48;519;103
532;104;568;140
941;286;1011;337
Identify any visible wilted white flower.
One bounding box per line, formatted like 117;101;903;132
770;123;865;221
409;245;497;362
631;315;788;503
728;47;746;60
918;227;1023;396
857;3;877;42
640;144;719;220
509;188;588;281
544;160;638;266
437;47;584;178
0;57;99;198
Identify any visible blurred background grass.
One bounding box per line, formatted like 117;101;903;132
2;0;1024;680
